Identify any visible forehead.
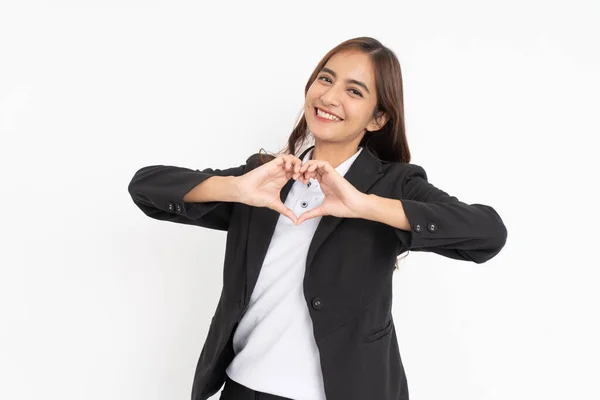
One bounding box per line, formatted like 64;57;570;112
323;51;375;85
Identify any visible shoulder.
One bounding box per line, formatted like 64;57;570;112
245;152;261;167
244;152;277;171
381;160;428;182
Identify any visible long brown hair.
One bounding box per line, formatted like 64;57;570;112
260;37;412;270
260;36;411;165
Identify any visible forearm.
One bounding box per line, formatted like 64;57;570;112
358;193;411;231
183;176;241;203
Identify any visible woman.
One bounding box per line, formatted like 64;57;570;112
128;37;508;400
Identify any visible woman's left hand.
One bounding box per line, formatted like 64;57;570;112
295;160;366;225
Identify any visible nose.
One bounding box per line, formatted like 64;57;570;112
319;84;342;107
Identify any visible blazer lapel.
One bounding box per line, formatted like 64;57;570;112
305;147;384;271
244;146;314;302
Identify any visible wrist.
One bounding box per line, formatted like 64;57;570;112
356;193;378;220
226;176;244;203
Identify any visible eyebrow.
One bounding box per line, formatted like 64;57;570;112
320;67;371;94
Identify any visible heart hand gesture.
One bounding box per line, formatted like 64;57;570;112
295;160;365;224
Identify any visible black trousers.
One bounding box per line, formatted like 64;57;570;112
219;374;294;400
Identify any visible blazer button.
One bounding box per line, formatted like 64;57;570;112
311;297;323;310
167;202;175;212
427;222;438;232
175;204;182;214
413;224;422;233
301;201;308;208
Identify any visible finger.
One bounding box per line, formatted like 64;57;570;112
302;170;316;183
300;160;330;180
292;156;303;174
297;206;326;225
308;162;323;173
277;156;295;180
323;162;335;174
270;156;283;168
281;155;302;179
284;154;303;174
271;156;290;175
283;155;293;171
305;163;325;180
306;166;321;179
291;159;302;180
299;160;313;173
313;162;335;179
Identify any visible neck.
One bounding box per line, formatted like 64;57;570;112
311;139;360;168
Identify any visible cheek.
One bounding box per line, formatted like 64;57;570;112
352;106;375;124
305;86;319;103
343;104;363;122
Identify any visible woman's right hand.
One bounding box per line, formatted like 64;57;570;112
235;154;304;224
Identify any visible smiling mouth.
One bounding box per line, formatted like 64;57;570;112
314;107;343;121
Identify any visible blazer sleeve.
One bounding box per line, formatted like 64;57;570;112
127;161;247;231
393;164;508;264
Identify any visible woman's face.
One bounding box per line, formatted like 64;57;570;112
304;50;387;146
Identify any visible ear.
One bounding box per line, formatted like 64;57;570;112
366;111;389;132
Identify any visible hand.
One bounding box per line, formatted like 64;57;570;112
296;160;366;225
236;154;304;224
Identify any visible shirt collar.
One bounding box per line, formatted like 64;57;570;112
302;147;364;177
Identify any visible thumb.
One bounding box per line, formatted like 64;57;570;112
269;199;298;224
297;206;326;225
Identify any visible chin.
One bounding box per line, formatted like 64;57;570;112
306;120;331;139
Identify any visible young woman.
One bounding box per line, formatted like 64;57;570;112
128;37;508;400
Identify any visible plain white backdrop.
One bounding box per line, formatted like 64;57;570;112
1;1;599;399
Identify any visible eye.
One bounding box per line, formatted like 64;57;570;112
349;88;363;97
318;75;332;83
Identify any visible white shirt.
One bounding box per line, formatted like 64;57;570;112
225;146;364;400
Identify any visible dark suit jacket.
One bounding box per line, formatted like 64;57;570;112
127;145;507;400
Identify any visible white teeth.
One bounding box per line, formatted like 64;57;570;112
316;108;341;121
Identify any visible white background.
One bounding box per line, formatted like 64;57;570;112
1;1;599;399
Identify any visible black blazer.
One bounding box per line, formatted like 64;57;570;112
127;145;507;400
